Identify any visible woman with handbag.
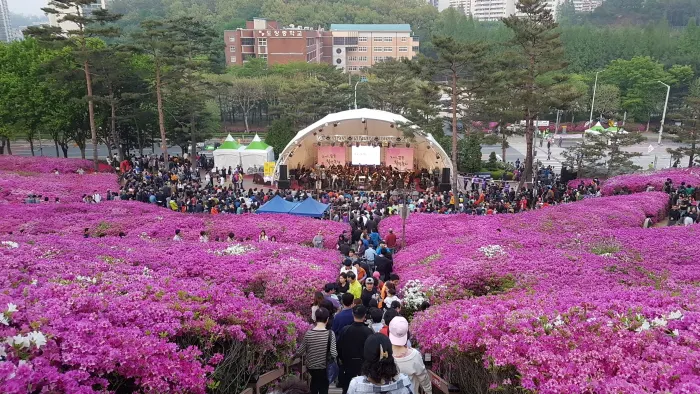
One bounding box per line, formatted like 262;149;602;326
296;307;337;394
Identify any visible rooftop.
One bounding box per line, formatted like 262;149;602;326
330;24;412;32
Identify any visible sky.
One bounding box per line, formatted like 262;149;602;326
7;0;46;16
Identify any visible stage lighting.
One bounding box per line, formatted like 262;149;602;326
396;137;401;142
347;136;353;141
317;142;321;146
325;123;329;127
331;142;335;147
318;128;323;133
427;145;431;149
390;123;395;128
361;118;366;123
374;137;379;142
334;123;339;127
325;136;331;141
313;132;317;136
436;154;441;159
356;142;360;147
406;143;410;148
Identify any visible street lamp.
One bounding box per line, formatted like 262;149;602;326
354;76;367;110
658;81;671;145
589;71;601;127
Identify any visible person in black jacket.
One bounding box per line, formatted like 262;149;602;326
374;252;393;282
337;305;373;394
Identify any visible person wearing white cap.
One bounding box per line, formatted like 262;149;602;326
389;317;432;394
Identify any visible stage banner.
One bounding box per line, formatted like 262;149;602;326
317;146;346;166
385;148;414;171
263;161;275;177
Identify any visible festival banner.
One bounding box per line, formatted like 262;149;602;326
317;146;346;167
263;161;276;177
385;148;414;171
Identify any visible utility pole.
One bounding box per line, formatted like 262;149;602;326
658;81;671;145
589;71;600;126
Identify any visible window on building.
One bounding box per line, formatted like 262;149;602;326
259;54;268;60
229;36;236;43
373;37;383;42
346;37;358;45
359;56;368;62
348;56;358;62
229;46;236;53
230;56;236;63
357;46;367;52
399;47;408;52
242;53;255;62
384;47;393;52
348;66;358;71
258;38;267;46
401;37;407;42
333;37;346;45
412;46;419;53
241;38;254;46
384;37;393;42
306;38;315;46
358;36;368;42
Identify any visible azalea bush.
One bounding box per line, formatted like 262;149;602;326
0;235;311;394
600;168;700;196
0;155;112;174
0;171;119;203
0;200;349;249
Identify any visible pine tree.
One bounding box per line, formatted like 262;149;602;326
26;0;121;170
502;0;580;186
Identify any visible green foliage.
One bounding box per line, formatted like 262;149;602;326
666;78;700;166
265;118;295;157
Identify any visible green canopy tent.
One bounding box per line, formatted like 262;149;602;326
213;134;243;169
240;134;275;173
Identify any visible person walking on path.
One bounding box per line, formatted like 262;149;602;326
337;305;374;394
389;317;432;394
346;334;413;394
296;307;337;394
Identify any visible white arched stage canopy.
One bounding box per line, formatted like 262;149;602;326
274;109;453;181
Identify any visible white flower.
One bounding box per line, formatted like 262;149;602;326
672;329;680;337
28;331;47;348
6;303;18;314
478;245;506;258
0;315;8;326
214;244;255;256
667;310;683;320
31;279;37;286
8;335;30;349
0;344;6;359
552;315;565;327
76;275;97;284
635;321;651;332
651;317;668;327
1;241;19;249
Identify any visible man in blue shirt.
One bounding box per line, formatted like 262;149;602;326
332;293;356;338
369;229;381;247
364;244;376;263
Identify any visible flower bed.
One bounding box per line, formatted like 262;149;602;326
0;200;349;249
601;168;700;196
0;155;112;174
0;235;310;393
0;171;119;203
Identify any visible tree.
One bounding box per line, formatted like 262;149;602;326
218;76;265;132
29;0;121;170
416;35;491;191
502;0;579;186
265;118;295;156
666;79;700;167
130;19;180;158
592;84;621;120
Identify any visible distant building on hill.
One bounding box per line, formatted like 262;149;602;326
47;0;108;34
224;19;420;74
0;0;11;42
448;0;565;21
572;0;604;12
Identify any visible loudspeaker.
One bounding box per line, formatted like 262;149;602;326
439;183;451;192
279;165;288;181
441;168;450;184
278;180;291;189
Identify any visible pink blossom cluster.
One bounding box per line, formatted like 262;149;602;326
0;200;349;248
0;171;119;203
390;191;700;392
600;168;700;195
0;155;112;174
567;178;597;188
0;235;314;393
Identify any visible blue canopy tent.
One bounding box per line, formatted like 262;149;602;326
256;195;298;214
288;197;329;218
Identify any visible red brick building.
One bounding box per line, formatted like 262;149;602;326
224;18;332;66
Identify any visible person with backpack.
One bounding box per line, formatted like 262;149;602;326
296;307;337;394
346;334;413;394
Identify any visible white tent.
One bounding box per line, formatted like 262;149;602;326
240;134;274;174
213;134;242;170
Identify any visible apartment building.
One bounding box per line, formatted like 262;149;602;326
48;0;108;33
0;0;11;43
450;0;562;21
572;0;603;12
330;24;419;74
224;18;331;66
427;0;440;7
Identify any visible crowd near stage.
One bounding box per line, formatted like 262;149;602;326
274;108;454;191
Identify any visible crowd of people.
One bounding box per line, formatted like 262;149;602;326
298;224;431;394
293;165;440;192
